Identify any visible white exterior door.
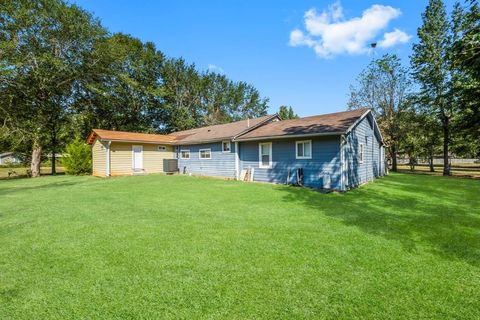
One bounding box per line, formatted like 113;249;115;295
132;145;143;170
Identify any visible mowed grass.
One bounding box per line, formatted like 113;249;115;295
0;173;479;319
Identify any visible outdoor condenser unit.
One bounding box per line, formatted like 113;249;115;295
163;159;178;173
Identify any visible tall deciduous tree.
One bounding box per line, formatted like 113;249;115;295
0;0;105;176
411;0;454;176
75;33;165;136
161;58;204;131
348;54;412;172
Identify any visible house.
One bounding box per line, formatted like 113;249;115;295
87;108;385;191
169;115;279;179
86;129;176;176
0;152;23;165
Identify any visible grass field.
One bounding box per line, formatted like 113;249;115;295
1;173;479;319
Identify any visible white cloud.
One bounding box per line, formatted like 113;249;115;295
207;64;225;74
378;28;411;48
289;1;410;58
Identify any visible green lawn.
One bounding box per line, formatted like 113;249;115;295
1;173;479;319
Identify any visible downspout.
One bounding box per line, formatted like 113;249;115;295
340;135;347;191
340;135;344;191
106;140;111;177
234;141;239;180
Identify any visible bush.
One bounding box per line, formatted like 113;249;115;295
62;138;92;175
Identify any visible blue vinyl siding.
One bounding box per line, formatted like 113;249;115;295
345;113;383;187
177;142;236;178
239;137;342;190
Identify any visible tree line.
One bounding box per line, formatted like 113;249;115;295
0;0;270;176
349;0;479;175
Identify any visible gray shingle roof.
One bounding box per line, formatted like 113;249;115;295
236;109;370;140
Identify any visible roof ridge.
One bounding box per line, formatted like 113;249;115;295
280;108;370;123
235;108;372;141
169;114;274;136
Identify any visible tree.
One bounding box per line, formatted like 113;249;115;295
0;0;105;176
227;81;269;122
411;0;455;176
348;54;412;172
160;58;204;132
452;0;480;154
201;72;232;125
62;138;92;175
278;106;299;119
74;33;166;136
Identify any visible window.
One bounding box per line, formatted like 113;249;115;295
180;150;190;159
158;145;167;151
296;140;312;159
259;142;272;168
222;141;231;153
199;149;212;159
359;144;364;163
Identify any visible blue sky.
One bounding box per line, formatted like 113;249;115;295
73;0;457;117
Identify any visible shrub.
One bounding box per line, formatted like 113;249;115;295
62;138;92;175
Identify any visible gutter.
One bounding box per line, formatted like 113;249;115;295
99;138;175;145
170;137;233;146
233;131;345;142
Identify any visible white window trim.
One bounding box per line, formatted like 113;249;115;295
295;140;312;159
199;148;212;160
180;149;190;159
359;143;364;164
258;142;272;169
222;140;231;153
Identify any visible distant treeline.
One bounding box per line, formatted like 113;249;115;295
0;0;269;176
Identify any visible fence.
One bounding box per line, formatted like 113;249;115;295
397;158;480;165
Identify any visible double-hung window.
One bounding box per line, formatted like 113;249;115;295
296;140;312;159
180;150;190;159
359;144;364;163
259;142;272;168
199;149;212;159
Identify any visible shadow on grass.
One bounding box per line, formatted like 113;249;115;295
0;178;80;196
280;174;480;267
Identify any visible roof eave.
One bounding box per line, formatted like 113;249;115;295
172;136;234;145
234;131;345;142
98;138;175;145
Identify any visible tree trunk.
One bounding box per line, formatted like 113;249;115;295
31;141;42;178
391;145;398;172
442;117;450;176
51;152;56;175
51;128;57;175
429;146;435;172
